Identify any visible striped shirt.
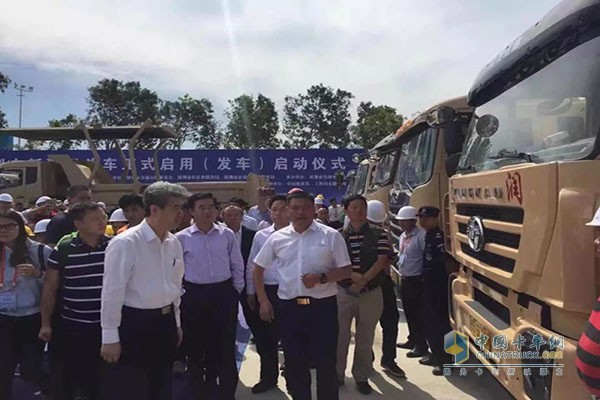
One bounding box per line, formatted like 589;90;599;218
47;234;110;327
577;297;600;397
347;223;389;270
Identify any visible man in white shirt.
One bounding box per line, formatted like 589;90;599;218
253;190;352;400
395;206;429;358
328;198;343;229
245;194;288;394
100;182;188;400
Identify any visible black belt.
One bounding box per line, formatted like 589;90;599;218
122;304;173;317
401;275;423;281
184;279;231;288
283;296;335;306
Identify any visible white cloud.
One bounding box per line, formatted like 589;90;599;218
0;0;559;116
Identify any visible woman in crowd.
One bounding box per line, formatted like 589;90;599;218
0;210;52;399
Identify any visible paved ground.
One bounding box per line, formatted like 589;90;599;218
237;326;514;400
12;310;515;399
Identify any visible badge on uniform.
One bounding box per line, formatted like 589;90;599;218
0;290;17;312
399;254;406;266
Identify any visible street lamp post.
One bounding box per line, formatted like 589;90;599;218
14;83;34;148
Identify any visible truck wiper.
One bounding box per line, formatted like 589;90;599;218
487;150;536;162
456;165;477;173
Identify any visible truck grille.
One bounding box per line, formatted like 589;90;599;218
456;204;524;224
455;204;523;275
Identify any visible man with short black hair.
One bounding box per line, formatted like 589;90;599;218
246;194;288;393
336;195;390;394
45;185;92;246
177;193;244;400
417;206;452;375
100;182;188;400
116;194;145;234
39;201;109;399
254;190;352;400
328;198;343;229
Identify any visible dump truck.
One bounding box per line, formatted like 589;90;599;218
361;129;407;209
448;1;600;398
0;120;267;207
387;97;473;253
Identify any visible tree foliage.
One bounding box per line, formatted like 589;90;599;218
282;84;353;149
0;72;10;129
160;94;220;149
224;94;279;149
86;79;161;149
351;101;404;149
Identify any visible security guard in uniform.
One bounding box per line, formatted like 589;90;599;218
416;206;452;375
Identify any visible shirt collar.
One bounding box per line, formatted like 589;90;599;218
140;219;162;242
72;232;110;248
348;221;369;234
190;222;220;235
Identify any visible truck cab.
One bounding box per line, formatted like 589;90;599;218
449;1;600;398
388;97;473;250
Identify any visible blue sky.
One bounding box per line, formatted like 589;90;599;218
0;0;559;131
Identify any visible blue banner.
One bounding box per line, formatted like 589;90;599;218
0;149;363;201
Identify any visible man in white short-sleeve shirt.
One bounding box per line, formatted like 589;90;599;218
253;190;351;400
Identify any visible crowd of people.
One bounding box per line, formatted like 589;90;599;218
0;183;453;400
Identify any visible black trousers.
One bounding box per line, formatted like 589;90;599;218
49;320;102;400
182;280;239;400
278;296;338;400
423;270;452;363
379;275;399;364
103;305;177;400
251;285;280;385
399;276;427;351
0;313;48;400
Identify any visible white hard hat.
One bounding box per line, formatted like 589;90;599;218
34;218;51;234
109;208;128;223
35;196;52;207
367;200;387;224
396;206;418;220
0;193;14;204
586;206;600;227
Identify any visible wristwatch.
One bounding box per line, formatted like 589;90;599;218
320;273;328;284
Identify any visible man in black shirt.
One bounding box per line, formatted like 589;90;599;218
45;186;92;246
416;206;452;376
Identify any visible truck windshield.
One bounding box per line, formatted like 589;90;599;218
371;152;396;187
459;35;600;173
394;127;437;191
354;163;369;195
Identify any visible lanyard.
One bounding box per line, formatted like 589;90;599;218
400;234;413;255
0;245;16;288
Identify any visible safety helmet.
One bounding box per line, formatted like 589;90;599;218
34;219;51;234
396;206;418;220
109;208;128;223
367;200;387;224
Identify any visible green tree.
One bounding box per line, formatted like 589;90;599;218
282;84;353;149
0;72;10;129
160;94;220;149
86;79;161;149
223;94;279;149
351;101;404;149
